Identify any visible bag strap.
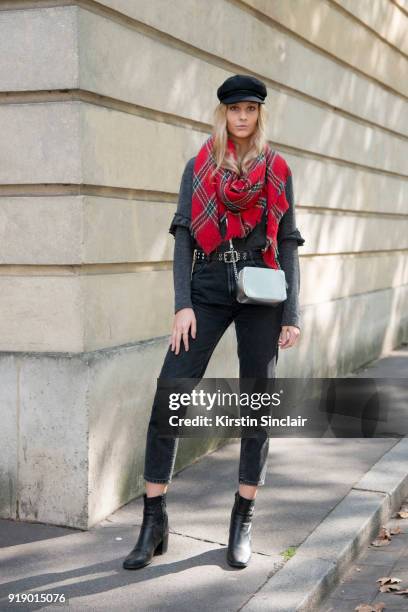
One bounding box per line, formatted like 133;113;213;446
229;239;239;281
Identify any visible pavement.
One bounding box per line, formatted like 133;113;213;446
1;344;408;612
319;496;408;612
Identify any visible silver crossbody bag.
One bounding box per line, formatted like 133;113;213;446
228;239;288;305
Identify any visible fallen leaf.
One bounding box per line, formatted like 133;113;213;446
371;526;392;546
371;529;392;546
355;603;385;611
395;502;408;518
390;526;402;535
379;583;401;592
394;589;408;596
377;576;402;586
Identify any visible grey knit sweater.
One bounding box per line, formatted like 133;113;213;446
169;156;305;328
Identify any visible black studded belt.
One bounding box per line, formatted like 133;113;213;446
193;247;264;263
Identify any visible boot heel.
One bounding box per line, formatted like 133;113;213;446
155;532;169;555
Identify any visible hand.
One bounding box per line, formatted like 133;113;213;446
170;308;197;355
279;325;300;349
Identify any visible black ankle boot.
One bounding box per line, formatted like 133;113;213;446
226;490;255;568
122;492;169;570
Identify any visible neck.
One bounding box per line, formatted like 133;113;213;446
229;134;251;158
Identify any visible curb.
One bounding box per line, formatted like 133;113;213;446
241;437;408;612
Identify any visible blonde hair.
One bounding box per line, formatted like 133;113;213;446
210;102;269;178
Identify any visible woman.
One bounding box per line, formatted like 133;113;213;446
123;74;305;571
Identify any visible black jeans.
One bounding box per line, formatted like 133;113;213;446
143;251;284;486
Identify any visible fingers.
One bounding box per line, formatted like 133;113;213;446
278;328;290;349
191;315;197;339
170;329;176;352
175;329;181;355
170;330;176;352
170;328;180;354
170;318;196;355
175;328;183;355
279;326;300;349
182;329;189;352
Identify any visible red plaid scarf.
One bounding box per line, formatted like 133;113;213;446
190;135;290;269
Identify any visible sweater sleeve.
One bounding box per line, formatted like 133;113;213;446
173;225;194;313
169;157;195;237
277;171;305;330
169;158;196;313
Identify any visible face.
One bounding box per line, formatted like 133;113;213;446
226;101;260;142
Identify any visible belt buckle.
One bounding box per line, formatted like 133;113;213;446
223;249;239;263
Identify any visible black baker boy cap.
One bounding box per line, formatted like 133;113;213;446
217;74;267;104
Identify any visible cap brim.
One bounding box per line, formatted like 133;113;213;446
221;94;265;104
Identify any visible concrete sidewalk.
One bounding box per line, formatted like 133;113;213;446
1;345;407;612
319;494;408;611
